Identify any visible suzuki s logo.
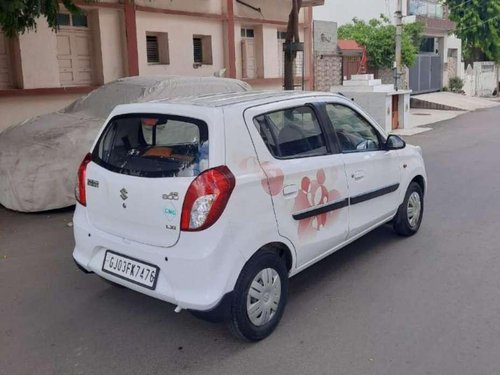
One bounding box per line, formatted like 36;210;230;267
120;188;128;201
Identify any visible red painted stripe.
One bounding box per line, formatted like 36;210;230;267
0;86;97;97
135;5;225;20
243;77;310;85
226;0;236;78
72;0;121;9
124;3;139;76
234;16;303;27
305;7;313;90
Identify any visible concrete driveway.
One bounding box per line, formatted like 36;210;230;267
1;106;500;375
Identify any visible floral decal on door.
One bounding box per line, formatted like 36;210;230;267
238;157;342;240
294;169;342;240
238;157;284;196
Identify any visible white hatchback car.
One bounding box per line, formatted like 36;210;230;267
73;91;427;341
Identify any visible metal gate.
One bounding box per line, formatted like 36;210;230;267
409;54;442;94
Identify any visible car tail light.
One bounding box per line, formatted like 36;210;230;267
75;153;92;206
181;166;235;231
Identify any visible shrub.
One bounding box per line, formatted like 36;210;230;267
449;77;464;93
338;17;424;70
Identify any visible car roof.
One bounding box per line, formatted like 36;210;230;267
149;90;345;108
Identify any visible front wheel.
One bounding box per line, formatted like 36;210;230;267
228;249;288;341
393;182;424;236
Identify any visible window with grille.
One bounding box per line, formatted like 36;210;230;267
146;32;169;65
193;37;202;64
192;35;212;65
57;14;70;26
72;14;88;27
241;28;255;38
277;31;287;40
57;13;88;27
147;35;160;63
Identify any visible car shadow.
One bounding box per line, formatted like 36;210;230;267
49;223;412;373
288;223;406;296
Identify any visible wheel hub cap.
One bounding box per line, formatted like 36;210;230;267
407;191;422;228
246;268;281;327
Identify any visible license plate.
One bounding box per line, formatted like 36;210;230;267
102;250;159;290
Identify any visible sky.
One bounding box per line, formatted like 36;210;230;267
313;0;399;25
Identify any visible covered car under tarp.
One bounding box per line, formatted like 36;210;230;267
0;76;251;212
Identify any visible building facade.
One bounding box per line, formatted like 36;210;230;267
314;0;463;93
0;0;315;132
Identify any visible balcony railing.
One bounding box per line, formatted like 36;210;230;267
408;0;446;19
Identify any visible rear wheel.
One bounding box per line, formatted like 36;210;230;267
228;249;288;341
393;182;424;236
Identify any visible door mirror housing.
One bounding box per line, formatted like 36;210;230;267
385;134;406;150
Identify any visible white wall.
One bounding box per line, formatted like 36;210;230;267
0;94;82;133
444;34;463;78
97;8;126;83
234;23;243;79
17;19;60;89
136;11;226;76
262;25;279;78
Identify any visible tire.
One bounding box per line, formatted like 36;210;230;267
228;249;288;341
393;181;424;236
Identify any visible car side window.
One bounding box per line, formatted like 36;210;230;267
253;106;328;159
325;103;381;153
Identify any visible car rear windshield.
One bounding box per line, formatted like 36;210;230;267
92;113;209;178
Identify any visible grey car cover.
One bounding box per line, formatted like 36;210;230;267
0;76;250;212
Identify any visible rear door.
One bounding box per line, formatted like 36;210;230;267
244;99;349;268
85;113;210;248
325;103;401;237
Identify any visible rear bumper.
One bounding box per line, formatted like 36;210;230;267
72;204;245;311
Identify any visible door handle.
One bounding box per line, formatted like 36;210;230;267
351;171;365;181
283;184;298;197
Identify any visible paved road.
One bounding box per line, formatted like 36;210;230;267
2;107;500;375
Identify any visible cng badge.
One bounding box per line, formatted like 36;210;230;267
163;202;177;222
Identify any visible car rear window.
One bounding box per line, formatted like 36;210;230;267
92;113;209;178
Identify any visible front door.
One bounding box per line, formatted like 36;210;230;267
56;14;95;86
392;95;399;130
241;39;257;79
244;99;349;268
343;55;362;81
325;103;401;237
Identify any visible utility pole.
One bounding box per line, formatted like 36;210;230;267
284;0;303;90
395;0;403;91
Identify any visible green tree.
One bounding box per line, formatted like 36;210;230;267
445;0;500;63
338;16;424;69
0;0;90;37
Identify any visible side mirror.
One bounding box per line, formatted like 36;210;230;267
385;134;406;150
